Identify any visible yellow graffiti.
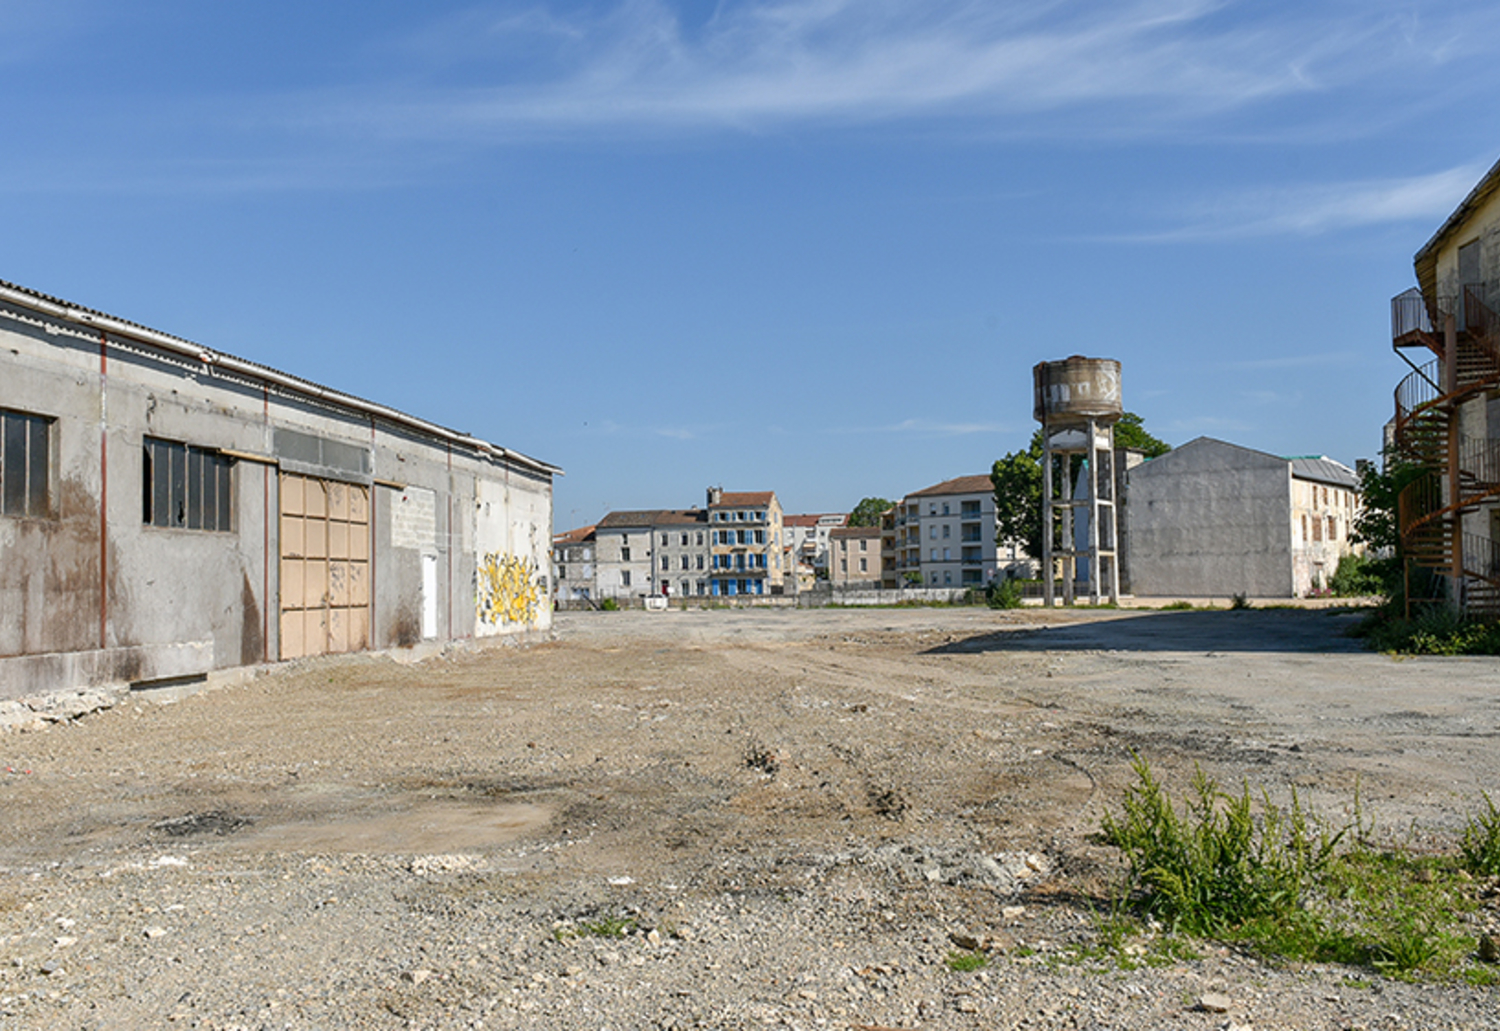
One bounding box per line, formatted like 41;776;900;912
476;552;541;626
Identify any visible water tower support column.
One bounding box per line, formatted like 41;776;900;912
1042;431;1054;607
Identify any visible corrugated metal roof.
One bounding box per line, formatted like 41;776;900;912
0;276;561;477
1287;456;1359;489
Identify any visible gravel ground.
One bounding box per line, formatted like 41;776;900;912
2;605;1500;1030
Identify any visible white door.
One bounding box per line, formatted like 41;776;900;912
421;554;438;639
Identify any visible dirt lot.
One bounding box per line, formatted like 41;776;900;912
2;605;1500;1030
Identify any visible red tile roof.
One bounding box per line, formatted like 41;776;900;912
711;491;776;508
907;475;993;498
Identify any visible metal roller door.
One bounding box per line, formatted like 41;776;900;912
279;472;370;659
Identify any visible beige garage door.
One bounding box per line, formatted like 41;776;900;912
280;472;370;660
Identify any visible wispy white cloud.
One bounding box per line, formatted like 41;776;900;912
310;0;1484;141
1121;163;1487;240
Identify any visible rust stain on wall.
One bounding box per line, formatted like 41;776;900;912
1;478;104;658
240;572;263;666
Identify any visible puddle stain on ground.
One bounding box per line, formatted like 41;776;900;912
227;800;552;854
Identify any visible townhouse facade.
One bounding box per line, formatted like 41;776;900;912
565;488;786;601
552;525;597;605
829;525;882;585
707;489;785;596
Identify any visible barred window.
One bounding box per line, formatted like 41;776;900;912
143;437;234;531
0;409;52;518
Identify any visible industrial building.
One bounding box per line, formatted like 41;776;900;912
1123;437;1359;598
0;278;559;699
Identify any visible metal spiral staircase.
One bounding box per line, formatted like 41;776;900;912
1391;287;1500;615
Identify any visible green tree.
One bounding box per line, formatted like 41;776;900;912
1350;449;1420;555
1113;412;1171;458
991;412;1169;561
848;496;894;527
991;435;1045;561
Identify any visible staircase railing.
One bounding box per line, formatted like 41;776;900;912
1394;287;1500;619
1394;359;1442;440
1463;532;1500;581
1398;470;1446;542
1392;287;1435;344
1460;437;1500;492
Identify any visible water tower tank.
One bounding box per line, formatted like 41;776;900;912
1032;357;1123;425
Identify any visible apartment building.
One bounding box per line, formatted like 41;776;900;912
911;476;1001;588
653;510;711;598
783;513;847;575
883;475;1007;588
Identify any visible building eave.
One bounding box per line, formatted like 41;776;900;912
0;277;563;478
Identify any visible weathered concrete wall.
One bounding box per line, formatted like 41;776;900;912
1125;438;1295;598
0;302;275;697
0;290;554;699
473;467;553;635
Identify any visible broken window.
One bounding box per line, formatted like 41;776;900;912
0;409;52;519
143;437;233;530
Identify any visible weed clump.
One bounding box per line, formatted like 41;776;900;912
1461;793;1500;876
1100;755;1340;936
945;950;988;972
1098;756;1500;980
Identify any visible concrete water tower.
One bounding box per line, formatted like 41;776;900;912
1033;357;1123;606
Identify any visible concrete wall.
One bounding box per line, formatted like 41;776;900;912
1125;438;1295;598
0;292;554;699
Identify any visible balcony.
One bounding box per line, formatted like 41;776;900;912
1392;287;1437;352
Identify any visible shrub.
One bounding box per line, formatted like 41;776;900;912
600;598;620;611
1328;554;1388;597
987;578;1023;609
1359;607;1500;656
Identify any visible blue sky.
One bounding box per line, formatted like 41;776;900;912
3;0;1496;528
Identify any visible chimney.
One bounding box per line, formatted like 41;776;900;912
707;486;723;506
